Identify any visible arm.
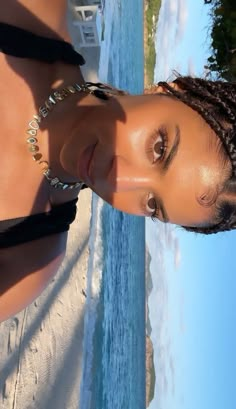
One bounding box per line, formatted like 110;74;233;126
0;232;67;322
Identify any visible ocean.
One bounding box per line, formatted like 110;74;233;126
79;1;146;409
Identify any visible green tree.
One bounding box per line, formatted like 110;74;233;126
205;0;236;80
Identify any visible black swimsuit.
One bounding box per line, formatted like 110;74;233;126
0;22;86;248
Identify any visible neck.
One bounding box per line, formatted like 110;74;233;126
36;79;105;183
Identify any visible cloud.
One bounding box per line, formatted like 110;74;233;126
154;0;189;81
175;0;188;43
179;293;186;334
147;220;180;409
169;355;175;396
188;57;196;76
146;215;186;409
174;239;181;269
162;225;181;270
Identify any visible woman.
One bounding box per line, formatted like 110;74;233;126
0;0;235;321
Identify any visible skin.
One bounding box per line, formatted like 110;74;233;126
60;91;231;227
0;0;87;320
0;0;231;320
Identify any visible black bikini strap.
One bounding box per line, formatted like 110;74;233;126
0;22;85;65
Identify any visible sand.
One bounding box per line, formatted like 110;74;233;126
0;188;92;409
0;8;101;408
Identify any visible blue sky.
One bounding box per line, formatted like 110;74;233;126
147;221;236;409
154;0;212;80
147;1;236;408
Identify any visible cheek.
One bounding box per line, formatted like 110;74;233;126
106;191;143;216
113;121;144;157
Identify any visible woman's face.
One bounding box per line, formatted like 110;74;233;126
63;93;231;227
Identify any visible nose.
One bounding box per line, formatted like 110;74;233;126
107;156;151;192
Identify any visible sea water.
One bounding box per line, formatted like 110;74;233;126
79;1;145;409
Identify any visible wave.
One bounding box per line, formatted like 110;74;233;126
79;194;105;409
98;0;115;82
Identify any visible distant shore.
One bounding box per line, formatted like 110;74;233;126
144;0;162;88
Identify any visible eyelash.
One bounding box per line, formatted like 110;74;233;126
146;126;168;164
143;127;168;219
142;193;159;220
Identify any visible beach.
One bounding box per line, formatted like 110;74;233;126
0;187;93;409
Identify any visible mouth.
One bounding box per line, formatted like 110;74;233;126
78;143;97;185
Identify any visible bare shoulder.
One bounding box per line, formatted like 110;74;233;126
0;0;71;41
0;232;68;322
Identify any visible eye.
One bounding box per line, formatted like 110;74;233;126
146;127;168;164
145;193;158;218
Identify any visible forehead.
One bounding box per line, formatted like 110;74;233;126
140;94;207;123
140;95;229;226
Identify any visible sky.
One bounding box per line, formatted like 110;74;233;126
154;0;212;80
147;1;236;409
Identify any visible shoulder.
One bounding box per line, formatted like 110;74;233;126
0;232;67;322
0;0;71;41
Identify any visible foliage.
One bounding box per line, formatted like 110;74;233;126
205;0;236;80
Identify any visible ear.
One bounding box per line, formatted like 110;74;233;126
145;82;183;95
156;82;183;93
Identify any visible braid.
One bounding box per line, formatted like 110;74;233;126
146;76;236;234
173;78;236;123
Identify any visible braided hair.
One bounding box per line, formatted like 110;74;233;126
146;77;236;234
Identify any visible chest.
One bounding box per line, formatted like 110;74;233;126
0;57;78;220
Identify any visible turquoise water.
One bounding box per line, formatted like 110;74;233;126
79;2;145;408
99;0;144;94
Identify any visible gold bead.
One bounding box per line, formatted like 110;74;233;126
48;95;56;104
75;84;82;91
39;161;49;171
53;91;64;101
26;83;84;191
29;145;39;153
29;120;39;130
68;85;76;94
45;99;55;110
33;114;41;123
27;137;38;144
61;88;69;97
50;177;60;186
27;129;37;137
33;153;42;161
39;106;49;118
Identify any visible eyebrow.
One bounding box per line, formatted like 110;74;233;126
157;125;181;222
163;125;180;172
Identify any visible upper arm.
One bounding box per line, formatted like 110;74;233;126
0;233;67;322
0;0;71;41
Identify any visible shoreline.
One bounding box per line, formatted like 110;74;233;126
143;1;149;89
143;0;162;88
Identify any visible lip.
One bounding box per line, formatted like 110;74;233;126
78;143;97;185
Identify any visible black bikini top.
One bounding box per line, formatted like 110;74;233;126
0;22;85;65
0;22;86;248
0;199;78;248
